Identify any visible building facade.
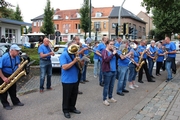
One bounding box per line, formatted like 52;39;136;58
137;11;155;38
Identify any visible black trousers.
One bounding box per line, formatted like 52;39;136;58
156;62;163;75
62;82;79;113
0;76;20;107
138;59;152;81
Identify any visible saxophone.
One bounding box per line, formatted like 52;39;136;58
135;50;146;72
0;59;28;94
153;51;158;62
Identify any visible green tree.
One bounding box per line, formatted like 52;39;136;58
0;0;14;18
79;0;90;39
28;26;32;33
141;0;177;13
14;4;23;21
40;0;54;36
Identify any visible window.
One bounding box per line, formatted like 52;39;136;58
139;26;142;32
143;27;145;33
5;28;16;42
65;16;69;19
95;12;102;17
76;13;81;18
112;23;118;28
33;21;36;27
103;22;106;29
75;24;80;29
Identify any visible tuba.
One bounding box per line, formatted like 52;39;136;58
68;44;83;73
135;50;146;72
0;58;28;94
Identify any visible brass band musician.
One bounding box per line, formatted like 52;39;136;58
0;44;24;110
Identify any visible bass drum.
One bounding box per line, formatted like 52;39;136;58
20;55;30;74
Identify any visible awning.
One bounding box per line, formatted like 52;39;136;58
0;18;32;26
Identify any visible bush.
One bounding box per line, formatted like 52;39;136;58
90;52;94;64
58;41;67;45
21;47;39;65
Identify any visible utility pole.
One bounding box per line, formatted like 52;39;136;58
118;0;126;39
89;0;91;38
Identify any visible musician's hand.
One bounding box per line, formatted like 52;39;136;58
136;64;140;67
113;49;117;55
165;51;168;54
3;77;9;84
49;52;55;56
83;47;89;51
74;56;80;62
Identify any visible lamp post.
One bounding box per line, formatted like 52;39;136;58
118;0;126;38
89;0;91;38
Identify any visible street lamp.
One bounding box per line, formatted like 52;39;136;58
118;0;126;38
89;0;91;38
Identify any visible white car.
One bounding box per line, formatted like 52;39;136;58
51;45;67;68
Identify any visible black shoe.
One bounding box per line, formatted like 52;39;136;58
117;92;124;96
70;109;81;114
138;80;144;83
148;80;155;82
166;78;172;82
4;106;12;110
78;91;83;94
64;112;71;118
14;102;24;106
122;89;129;93
99;83;104;87
80;81;85;84
151;76;155;78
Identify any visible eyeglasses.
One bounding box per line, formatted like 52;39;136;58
109;44;114;45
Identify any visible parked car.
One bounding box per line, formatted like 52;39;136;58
0;43;31;74
51;45;67;68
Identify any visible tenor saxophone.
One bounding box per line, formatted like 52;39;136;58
135;50;146;72
0;59;28;94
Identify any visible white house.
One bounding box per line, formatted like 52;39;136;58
0;18;31;44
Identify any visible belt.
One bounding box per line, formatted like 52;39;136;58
40;58;51;61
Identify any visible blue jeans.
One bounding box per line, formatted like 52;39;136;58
148;59;154;76
93;59;100;76
99;60;103;84
128;63;137;82
40;60;52;90
81;61;88;82
117;66;129;93
165;61;172;80
103;71;116;101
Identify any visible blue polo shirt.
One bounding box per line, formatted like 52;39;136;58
93;46;99;60
157;48;164;62
165;42;176;58
130;48;139;63
96;42;106;61
59;50;79;83
38;44;51;59
138;45;147;59
107;51;116;71
117;50;130;66
114;42;121;48
147;46;157;60
0;53;20;74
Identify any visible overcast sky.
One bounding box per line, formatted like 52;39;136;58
6;0;147;23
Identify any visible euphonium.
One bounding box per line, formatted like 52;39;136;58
68;44;83;73
135;50;146;72
0;59;28;94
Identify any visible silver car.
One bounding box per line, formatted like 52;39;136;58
51;45;67;68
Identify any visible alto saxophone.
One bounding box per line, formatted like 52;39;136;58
0;58;28;94
135;50;146;72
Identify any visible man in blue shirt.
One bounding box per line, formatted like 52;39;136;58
114;37;122;49
147;40;157;78
93;41;100;78
165;37;176;82
38;38;54;93
96;36;108;86
138;40;155;83
0;44;24;110
60;41;81;118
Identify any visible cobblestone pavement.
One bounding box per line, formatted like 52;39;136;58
121;68;180;120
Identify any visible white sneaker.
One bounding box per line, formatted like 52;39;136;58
129;85;135;89
94;75;97;78
133;84;139;88
108;98;117;103
103;100;110;106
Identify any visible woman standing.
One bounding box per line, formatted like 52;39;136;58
128;42;139;89
156;42;165;76
101;40;117;106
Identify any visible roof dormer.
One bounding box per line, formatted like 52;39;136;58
95;12;102;17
